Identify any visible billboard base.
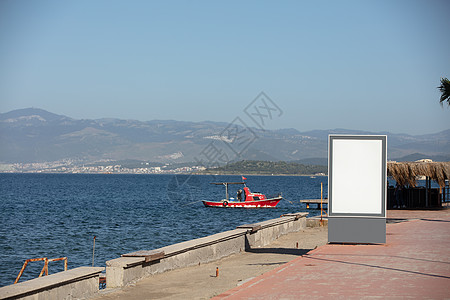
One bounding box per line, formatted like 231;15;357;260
328;217;386;244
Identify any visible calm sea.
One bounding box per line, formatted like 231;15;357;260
0;173;327;287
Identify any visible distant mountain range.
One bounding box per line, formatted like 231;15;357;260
1;108;449;165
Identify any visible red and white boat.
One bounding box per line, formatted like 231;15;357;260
202;177;282;208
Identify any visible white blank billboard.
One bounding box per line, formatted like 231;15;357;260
329;136;386;216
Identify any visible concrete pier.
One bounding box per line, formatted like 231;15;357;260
104;212;308;288
93;216;326;300
300;199;328;209
93;209;449;299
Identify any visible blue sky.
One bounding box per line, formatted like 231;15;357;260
1;0;449;135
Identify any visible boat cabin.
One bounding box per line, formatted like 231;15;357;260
243;187;267;202
210;182;268;202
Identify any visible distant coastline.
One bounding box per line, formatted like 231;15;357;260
0;159;327;176
200;160;328;176
0;172;327;177
196;172;327;177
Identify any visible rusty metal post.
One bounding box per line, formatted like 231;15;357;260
44;258;48;276
48;257;68;272
92;236;96;267
38;258;48;277
14;260;29;284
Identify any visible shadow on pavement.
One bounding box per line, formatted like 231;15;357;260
245;247;312;256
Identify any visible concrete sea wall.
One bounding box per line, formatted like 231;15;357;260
106;212;308;288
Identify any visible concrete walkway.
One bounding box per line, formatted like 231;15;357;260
215;209;450;299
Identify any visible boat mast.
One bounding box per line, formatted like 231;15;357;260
224;183;229;200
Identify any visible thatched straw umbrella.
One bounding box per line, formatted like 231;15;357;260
387;161;450;187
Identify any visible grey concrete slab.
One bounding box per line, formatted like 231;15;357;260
0;267;104;300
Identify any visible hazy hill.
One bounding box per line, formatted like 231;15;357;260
1;108;449;164
204;160;328;175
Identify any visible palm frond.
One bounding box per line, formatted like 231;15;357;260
438;77;450;106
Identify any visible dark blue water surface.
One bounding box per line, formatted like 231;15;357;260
0;174;327;287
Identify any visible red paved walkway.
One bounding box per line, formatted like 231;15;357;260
214;211;450;299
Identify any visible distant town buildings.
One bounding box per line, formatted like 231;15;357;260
0;160;207;174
